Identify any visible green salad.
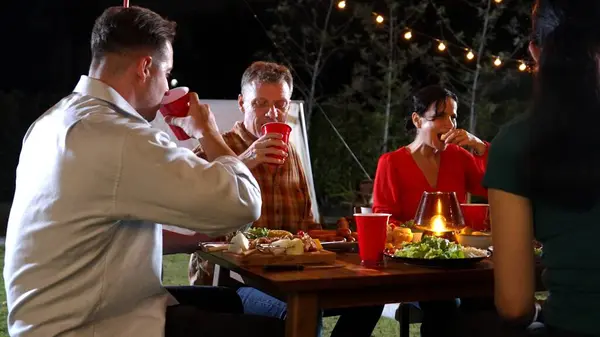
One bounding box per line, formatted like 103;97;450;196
245;227;269;239
394;236;466;259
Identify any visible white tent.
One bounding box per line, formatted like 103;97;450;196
150;100;320;222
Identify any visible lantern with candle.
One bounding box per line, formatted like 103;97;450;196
413;191;465;242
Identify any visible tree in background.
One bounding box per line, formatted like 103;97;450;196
259;0;361;130
258;0;533;217
427;0;532;139
342;0;431;154
309;0;434;212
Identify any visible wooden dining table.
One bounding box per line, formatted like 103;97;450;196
196;250;544;337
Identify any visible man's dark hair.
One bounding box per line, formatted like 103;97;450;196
90;6;176;60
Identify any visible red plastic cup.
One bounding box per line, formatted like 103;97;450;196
159;87;191;141
354;213;391;267
460;204;490;231
261;122;292;164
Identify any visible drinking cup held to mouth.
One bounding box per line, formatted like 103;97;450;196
261;122;292;165
160;87;191;141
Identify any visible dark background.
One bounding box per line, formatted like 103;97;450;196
0;0;532;232
0;0;288;234
0;0;277;97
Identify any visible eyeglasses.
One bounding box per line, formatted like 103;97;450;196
252;98;290;111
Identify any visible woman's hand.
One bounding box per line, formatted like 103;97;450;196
441;129;487;155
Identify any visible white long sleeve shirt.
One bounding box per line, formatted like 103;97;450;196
3;75;262;337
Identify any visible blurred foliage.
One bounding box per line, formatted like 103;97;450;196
261;0;533;216
0;1;534;220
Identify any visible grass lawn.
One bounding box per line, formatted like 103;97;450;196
0;246;416;337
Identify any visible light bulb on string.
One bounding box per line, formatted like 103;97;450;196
404;31;412;40
494;57;502;67
518;62;527;71
466;50;475;60
337;1;346;9
437;41;446;52
375;14;384;23
494;0;502;3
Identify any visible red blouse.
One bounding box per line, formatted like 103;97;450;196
372;144;488;223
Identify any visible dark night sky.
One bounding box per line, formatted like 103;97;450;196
0;0;529;203
0;0;281;202
0;0;275;98
0;0;524;97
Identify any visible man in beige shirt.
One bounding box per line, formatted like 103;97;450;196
4;6;283;337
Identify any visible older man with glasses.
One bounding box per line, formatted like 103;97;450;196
189;61;384;337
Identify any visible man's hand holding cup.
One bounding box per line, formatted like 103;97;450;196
162;87;236;161
239;133;288;169
163;88;220;140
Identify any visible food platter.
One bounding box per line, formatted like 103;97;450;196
212;227;338;266
384;251;490;268
223;249;336;266
385;235;491;268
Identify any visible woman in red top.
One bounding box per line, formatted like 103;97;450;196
373;85;488;223
373;85;491;337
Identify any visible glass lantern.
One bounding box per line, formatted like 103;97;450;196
413;191;466;241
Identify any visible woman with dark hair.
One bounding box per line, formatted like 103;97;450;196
372;85;491;337
484;0;600;336
373;85;488;224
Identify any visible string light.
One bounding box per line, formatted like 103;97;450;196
518;62;527;71
336;2;528;72
466;50;475;60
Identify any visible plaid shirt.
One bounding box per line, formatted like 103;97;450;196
189;122;318;285
193;121;316;231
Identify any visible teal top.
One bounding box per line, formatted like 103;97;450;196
483;116;600;335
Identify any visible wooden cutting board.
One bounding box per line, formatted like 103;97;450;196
220;250;337;266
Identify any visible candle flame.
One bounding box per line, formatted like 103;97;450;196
430;215;447;236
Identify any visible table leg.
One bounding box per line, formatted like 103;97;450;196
285;293;318;337
212;264;244;289
399;304;410;337
212;264;233;287
212;264;223;286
